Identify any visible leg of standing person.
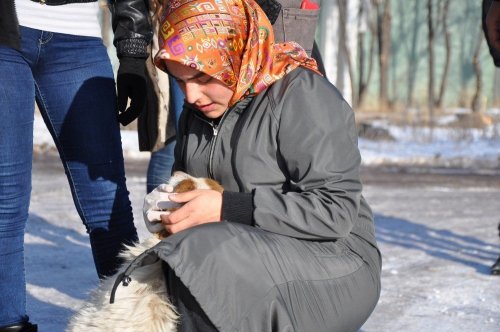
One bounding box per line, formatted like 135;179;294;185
492;222;500;275
482;0;500;275
146;76;184;193
0;41;38;330
28;26;138;279
146;144;175;194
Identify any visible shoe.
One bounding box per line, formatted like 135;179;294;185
0;321;37;332
492;256;500;276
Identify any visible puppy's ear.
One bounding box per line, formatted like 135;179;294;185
174;179;197;193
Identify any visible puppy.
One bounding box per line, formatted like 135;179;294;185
67;171;223;332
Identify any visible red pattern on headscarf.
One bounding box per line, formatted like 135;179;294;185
154;0;320;107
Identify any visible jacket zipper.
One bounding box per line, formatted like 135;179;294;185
192;108;232;179
207;123;219;178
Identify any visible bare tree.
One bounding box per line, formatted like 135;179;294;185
427;0;436;124
435;0;451;109
356;1;376;108
457;2;479;107
375;0;391;111
404;0;422;107
427;0;452;117
471;30;484;113
406;0;423;108
337;0;356;107
352;0;485;114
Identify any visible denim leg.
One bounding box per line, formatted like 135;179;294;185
146;143;175;193
0;45;35;326
25;27;138;278
169;76;185;122
146;76;184;193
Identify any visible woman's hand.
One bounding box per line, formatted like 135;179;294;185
160;189;223;234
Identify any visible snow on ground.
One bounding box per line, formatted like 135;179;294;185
33;112;500;171
23;113;500;331
358;115;500;171
360;180;500;331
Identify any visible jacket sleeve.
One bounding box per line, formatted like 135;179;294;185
252;71;363;240
109;0;153;58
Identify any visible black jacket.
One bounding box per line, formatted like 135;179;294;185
109;0;153;58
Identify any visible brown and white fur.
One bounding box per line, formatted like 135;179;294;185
67;171;223;332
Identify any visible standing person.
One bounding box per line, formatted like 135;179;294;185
482;0;500;276
137;0;382;330
0;0;149;330
483;0;500;66
113;0;184;194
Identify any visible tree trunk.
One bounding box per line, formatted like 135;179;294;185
337;0;356;107
357;0;376;108
427;0;435;124
471;31;484;113
458;3;474;108
377;0;391;111
407;0;422;108
357;32;375;108
436;0;451;109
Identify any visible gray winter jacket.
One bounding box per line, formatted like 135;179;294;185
175;67;377;247
125;67;381;331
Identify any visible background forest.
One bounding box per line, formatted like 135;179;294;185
315;0;499;126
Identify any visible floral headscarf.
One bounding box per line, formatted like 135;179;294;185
154;0;320;107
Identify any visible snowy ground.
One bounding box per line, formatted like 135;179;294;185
360;170;500;331
23;114;500;331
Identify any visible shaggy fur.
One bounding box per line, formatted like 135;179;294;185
66;236;177;332
67;172;223;332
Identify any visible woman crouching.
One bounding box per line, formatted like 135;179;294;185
146;1;382;331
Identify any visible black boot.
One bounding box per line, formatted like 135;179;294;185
492;256;500;276
0;320;37;332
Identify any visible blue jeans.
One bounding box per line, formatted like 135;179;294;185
0;27;138;326
146;77;184;193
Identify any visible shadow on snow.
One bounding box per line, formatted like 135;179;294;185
374;214;499;275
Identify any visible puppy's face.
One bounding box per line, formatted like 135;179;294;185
156;171;223;239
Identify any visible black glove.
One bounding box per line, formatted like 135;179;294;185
116;57;148;126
